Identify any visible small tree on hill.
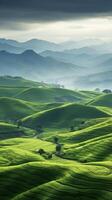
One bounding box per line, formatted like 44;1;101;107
53;136;59;144
55;143;62;155
70;126;75;132
37;148;46;155
17;120;22;128
81;121;85;125
103;89;112;94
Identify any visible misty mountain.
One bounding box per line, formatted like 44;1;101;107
0;38;112;89
73;70;112;89
89;53;112;72
60;39;103;50
40;47;98;67
0;42;24;53
98;57;112;71
0;38;105;54
0;38;61;53
64;46;98;55
93;42;112;53
0;50;83;82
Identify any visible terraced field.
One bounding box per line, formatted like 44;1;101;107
0;77;112;200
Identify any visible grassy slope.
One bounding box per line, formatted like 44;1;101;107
0;76;48;88
0;86;99;104
80;90;102;99
0;123;112;200
0;80;111;200
0;97;37;121
0;122;36;139
23;103;109;129
60;118;112;162
0;87;24;98
89;94;112;107
0;97;69;123
15;87;94;103
0;136;112;200
0;147;44;166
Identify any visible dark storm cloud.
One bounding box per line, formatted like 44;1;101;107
0;0;112;26
0;0;112;13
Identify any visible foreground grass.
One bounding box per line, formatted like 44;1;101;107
0;83;111;200
0;160;112;200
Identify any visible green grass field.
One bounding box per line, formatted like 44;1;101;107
0;77;112;200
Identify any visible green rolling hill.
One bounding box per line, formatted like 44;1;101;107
0;97;36;121
89;93;112;107
0;133;112;200
0;147;44;166
0;122;36;139
0;76;48;88
0;76;100;104
15;87;91;103
0;87;24;98
0;77;112;200
23;103;109;129
61;118;112;162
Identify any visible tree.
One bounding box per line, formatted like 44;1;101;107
81;121;85;125
103;89;111;94
70;126;75;132
17;120;22;128
55;143;62;155
53;136;59;144
47;153;53;159
37;149;46;155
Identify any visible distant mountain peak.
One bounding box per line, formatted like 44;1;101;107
0;50;11;55
22;49;37;56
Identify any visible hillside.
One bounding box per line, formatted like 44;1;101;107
23;103;109;129
41;48;97;66
62;119;112;162
15;87;90;103
0;136;112;200
0;50;82;82
89;94;112;107
0;97;36;121
74;70;112;89
0;76;48;88
0;38;60;53
0;122;36;139
0;77;112;200
0;42;23;53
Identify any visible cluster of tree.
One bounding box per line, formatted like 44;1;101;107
95;88;112;94
69;121;86;132
103;89;112;94
51;83;65;89
53;137;63;156
36;137;64;159
36;148;53;159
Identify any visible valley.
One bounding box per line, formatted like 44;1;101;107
0;76;112;200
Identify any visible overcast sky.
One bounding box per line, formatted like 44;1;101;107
0;0;112;42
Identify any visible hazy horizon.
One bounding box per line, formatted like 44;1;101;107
0;0;112;90
1;17;112;43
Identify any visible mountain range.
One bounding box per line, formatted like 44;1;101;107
0;38;112;89
0;50;83;83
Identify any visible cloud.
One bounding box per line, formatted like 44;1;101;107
0;0;112;24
